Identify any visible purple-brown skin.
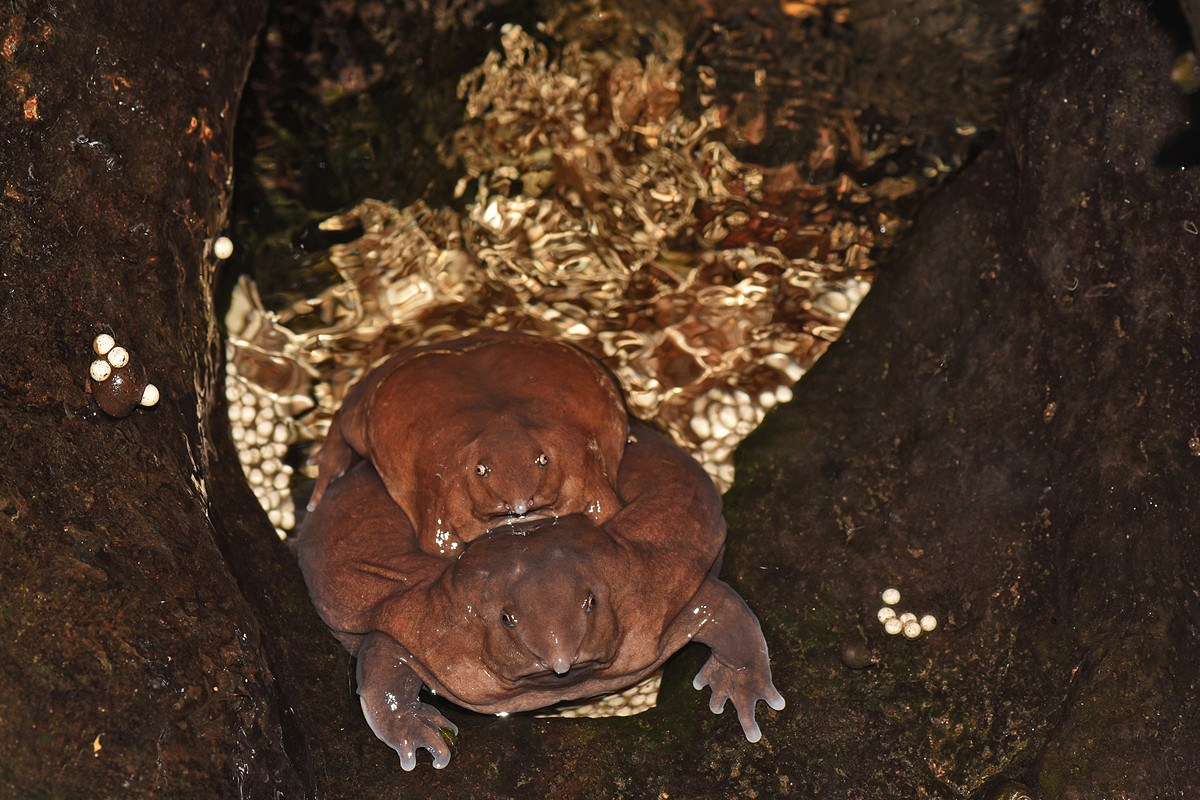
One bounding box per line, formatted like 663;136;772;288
307;331;629;554
296;420;784;770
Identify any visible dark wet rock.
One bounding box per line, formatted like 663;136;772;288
838;637;877;670
722;0;1200;796
0;0;297;797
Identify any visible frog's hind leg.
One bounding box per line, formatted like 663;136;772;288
307;411;359;511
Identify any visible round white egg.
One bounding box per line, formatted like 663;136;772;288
107;346;130;368
89;359;112;382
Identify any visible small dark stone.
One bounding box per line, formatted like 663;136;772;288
89;361;147;418
839;638;876;670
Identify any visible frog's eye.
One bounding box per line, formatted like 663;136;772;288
476;463;489;477
501;611;516;628
582;593;596;613
535;453;548;468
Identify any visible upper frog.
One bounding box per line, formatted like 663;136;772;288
296;421;784;770
306;331;629;554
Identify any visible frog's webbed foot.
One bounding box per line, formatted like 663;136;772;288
692;652;785;743
359;693;458;770
356;631;459;770
683;576;785;742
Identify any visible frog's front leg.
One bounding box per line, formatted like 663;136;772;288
676;577;785;742
356;631;459;770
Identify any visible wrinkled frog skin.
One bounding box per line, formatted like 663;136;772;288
296;421;784;770
307;331;628;554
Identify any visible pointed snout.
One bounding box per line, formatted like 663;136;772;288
537;634;581;676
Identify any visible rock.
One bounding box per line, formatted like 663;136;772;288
724;0;1200;795
0;1;306;797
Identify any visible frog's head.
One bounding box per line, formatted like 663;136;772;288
446;514;621;686
415;414;622;545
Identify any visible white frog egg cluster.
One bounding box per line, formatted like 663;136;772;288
876;587;937;640
688;356;802;491
225;344;298;539
811;278;871;322
541;671;661;719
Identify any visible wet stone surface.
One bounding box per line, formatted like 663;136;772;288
719;0;1200;796
0;1;299;798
